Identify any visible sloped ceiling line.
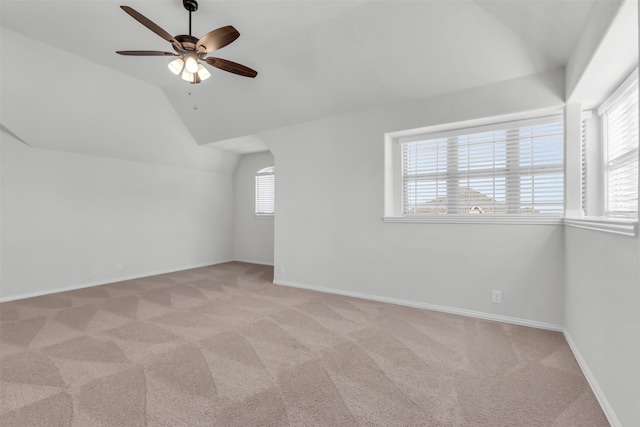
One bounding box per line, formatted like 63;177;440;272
1;123;31;147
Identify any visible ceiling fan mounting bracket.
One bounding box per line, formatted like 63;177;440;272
183;0;198;13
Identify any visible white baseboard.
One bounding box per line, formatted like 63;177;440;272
274;279;563;332
563;330;622;427
233;258;274;267
0;259;234;303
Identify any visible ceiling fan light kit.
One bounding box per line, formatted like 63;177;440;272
168;58;185;74
116;0;257;84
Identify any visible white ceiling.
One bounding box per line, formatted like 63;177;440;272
1;0;596;154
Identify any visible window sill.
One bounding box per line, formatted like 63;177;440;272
382;216;563;225
563;217;638;237
254;214;274;219
382;215;638;235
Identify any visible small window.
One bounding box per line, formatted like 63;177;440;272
399;115;564;216
255;166;275;216
598;69;639;217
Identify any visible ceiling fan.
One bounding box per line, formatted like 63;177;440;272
116;0;257;84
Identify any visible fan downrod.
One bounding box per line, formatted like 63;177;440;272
183;0;198;12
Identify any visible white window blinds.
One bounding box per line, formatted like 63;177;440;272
255;166;275;215
401;115;564;216
581;117;587;215
599;69;639;217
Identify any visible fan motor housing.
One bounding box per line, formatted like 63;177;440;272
175;34;200;52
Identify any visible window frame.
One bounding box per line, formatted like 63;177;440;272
564;69;639;237
384;111;565;225
255;166;275;217
599;69;639;218
384;99;638;235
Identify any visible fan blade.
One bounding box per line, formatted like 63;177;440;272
204;57;257;78
196;26;240;53
116;50;177;56
120;6;178;45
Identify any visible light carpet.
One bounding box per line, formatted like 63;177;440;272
0;262;609;426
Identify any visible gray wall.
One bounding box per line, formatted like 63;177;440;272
564;225;640;427
1;137;235;300
0;27;239;301
561;3;640;425
264;70;567;327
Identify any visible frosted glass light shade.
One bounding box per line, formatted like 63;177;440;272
181;69;195;82
197;64;211;80
185;55;199;73
168;58;184;75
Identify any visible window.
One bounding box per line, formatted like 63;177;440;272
599;69;639;217
581;116;587;215
399;115;564;216
255;166;275;216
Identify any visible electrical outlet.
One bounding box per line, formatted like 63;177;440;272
492;290;502;304
279;264;285;274
92;266;100;274
116;262;124;271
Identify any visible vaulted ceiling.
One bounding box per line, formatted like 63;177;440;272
0;0;627;158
